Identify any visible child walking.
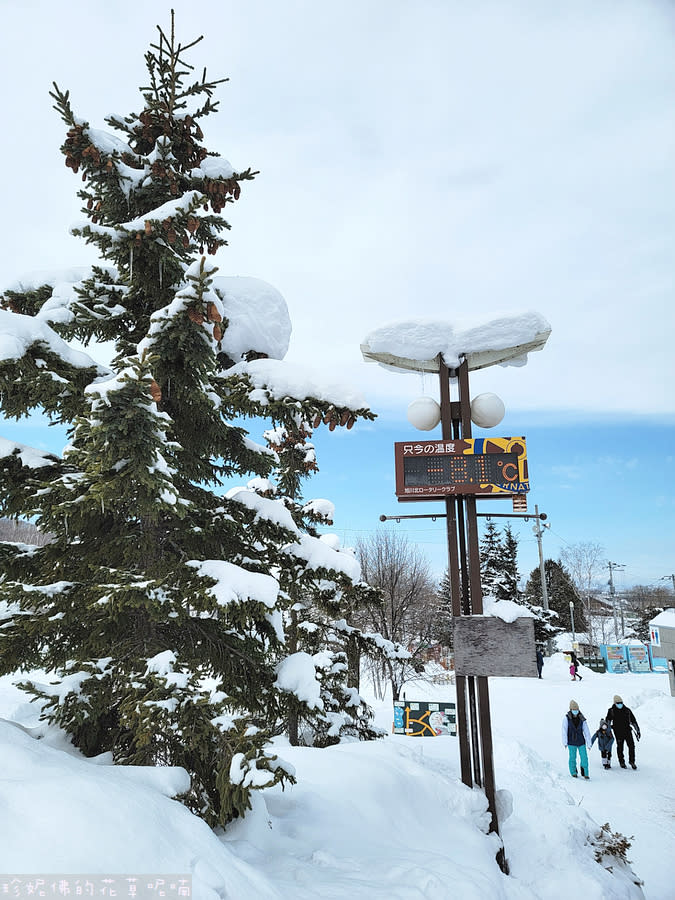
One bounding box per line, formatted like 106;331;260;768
591;718;615;769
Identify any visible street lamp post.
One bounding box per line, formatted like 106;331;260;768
569;600;576;645
361;321;550;877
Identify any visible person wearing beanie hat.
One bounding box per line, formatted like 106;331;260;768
562;700;592;779
591;717;615;769
606;696;640;769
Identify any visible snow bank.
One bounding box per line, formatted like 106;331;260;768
0;718;272;898
0;656;663;899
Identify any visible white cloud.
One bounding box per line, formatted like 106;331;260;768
0;0;673;417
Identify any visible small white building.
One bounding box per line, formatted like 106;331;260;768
649;608;675;696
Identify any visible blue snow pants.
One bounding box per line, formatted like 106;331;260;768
568;744;589;776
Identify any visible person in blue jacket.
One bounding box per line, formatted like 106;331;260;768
562;699;592;779
590;718;615;769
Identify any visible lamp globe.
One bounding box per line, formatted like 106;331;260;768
407;397;441;431
470;392;505;428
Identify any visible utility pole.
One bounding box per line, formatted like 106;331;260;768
608;561;625;639
661;574;675;595
533;504;550;611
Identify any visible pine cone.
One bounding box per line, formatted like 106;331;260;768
187;307;204;325
149;380;162;403
213;324;223;341
206;302;222;323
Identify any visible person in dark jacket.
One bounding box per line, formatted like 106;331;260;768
605;695;640;769
590;718;615;769
562;699;592;779
569;649;582;681
536;648;544;678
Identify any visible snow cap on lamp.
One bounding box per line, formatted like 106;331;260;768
470;392;505;429
407;396;441;431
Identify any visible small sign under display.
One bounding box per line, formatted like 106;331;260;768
394;437;528;500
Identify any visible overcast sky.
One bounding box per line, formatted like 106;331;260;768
0;1;673;588
1;0;673;420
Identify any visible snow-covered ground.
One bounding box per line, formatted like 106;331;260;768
0;654;672;899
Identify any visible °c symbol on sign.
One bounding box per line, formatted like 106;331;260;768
497;460;518;481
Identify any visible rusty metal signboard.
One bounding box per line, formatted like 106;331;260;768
395;437;528;501
453;616;537;677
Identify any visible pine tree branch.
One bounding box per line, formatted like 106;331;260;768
49;83;78;127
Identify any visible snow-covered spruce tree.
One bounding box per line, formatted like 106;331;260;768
525;559;585;638
479;520;507;601
499;524;520;603
0;17;373;826
235;417;404;747
436;569;454;648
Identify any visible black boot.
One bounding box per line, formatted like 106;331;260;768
620;761;627;769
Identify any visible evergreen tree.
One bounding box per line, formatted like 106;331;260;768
524;559;584;643
499;524;520;603
255;421;398;747
479;520;505;600
479;520;519;603
436;568;454;647
0;16;374;827
630;605;664;643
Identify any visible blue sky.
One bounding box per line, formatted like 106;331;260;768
2;389;673;591
304;408;675;592
0;1;673;593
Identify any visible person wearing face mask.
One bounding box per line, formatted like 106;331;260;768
590;718;615;769
562;700;592;779
605;695;640;770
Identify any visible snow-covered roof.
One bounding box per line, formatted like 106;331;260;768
361;310;551;373
650;608;675;628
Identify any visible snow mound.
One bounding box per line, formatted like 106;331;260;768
213;276;291;362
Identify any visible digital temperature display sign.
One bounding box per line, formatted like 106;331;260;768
394;437;529;501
